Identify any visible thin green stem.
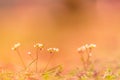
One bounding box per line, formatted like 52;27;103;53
16;49;26;70
29;54;34;60
43;53;54;72
36;48;39;72
27;58;37;69
81;54;86;70
87;54;90;65
86;48;92;66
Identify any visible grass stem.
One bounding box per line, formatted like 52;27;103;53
16;49;26;70
36;48;39;72
43;53;54;72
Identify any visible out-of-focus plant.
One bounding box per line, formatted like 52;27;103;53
103;68;117;80
77;44;96;70
43;48;59;72
34;43;44;72
10;42;120;80
12;43;26;70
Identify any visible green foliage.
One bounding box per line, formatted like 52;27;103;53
103;68;117;80
81;75;88;80
0;66;120;80
0;70;13;80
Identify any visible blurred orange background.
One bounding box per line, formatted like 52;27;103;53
0;0;120;71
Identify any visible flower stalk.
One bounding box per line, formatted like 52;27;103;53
77;44;96;70
43;48;59;72
34;43;44;72
12;43;26;70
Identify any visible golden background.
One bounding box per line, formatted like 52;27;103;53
0;0;120;71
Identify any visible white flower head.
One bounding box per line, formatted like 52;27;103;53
27;51;32;55
85;44;90;49
11;42;21;51
89;44;96;48
47;48;59;53
77;46;86;53
34;43;44;50
53;48;59;52
77;44;96;54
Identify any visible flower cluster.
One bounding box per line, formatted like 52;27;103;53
77;44;96;54
47;48;59;53
77;44;96;70
34;43;44;50
11;42;21;51
11;42;97;73
12;42;60;72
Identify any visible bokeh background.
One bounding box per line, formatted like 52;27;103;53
0;0;120;71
